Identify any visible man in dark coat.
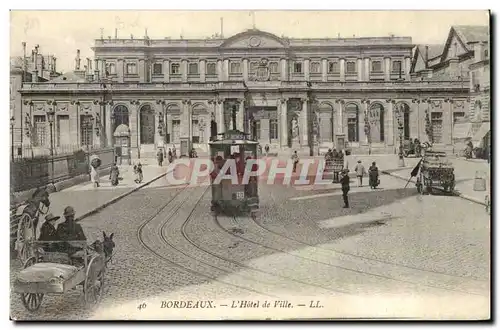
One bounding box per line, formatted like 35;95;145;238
56;206;86;241
39;213;59;241
340;169;350;208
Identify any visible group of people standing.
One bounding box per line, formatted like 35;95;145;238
156;145;177;166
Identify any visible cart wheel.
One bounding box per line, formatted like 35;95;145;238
84;256;105;307
23;256;37;269
16;213;36;264
21;293;44;312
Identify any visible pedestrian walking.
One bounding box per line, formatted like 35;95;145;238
368;161;380;189
168;148;173;164
291;151;299;173
340;169;350;208
172;145;177;160
354;160;367;187
265;144;270;157
157;148;164;166
90;164;100;188
134;162;143;184
109;162;120;186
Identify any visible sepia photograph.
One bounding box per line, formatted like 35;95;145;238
8;9;491;320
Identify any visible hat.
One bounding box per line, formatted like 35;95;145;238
357;160;362;163
45;213;60;222
63;206;75;217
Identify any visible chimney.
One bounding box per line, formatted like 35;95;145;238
115;28;118;39
32;46;39;82
75;49;81;71
52;57;57;72
425;45;429;69
22;42;27;82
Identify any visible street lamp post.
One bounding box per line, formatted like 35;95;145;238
10;116;15;159
364;112;372;155
396;105;405;167
46;108;55;181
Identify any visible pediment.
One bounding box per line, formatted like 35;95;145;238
441;27;471;62
220;30;287;49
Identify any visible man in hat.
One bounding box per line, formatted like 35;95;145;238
39;213;59;241
56;206;87;242
340;168;351;208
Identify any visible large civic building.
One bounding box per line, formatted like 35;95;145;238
15;27;478;159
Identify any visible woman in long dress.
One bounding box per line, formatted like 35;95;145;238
109;163;120;186
90;164;100;188
369;161;379;189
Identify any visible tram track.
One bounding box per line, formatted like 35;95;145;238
208;188;488;297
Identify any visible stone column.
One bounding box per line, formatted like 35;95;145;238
357;58;363;81
243;58;249;81
443;99;453;145
106;101;113;147
405;57;411;81
181;99;191;139
163;59;170;82
304;59;310;81
301;98;308;145
336;99;345;134
236;100;244;131
181;59;188;83
200;59;206;82
385;99;395;145
340;59;345;82
216;99;224;134
360;100;369;144
130;100;140;152
364;58;370;81
116;59;124;83
280;58;288;81
138;59;145;83
384;57;391;81
321;59;328;82
217;59;223;81
223;59;229;80
281;99;288;148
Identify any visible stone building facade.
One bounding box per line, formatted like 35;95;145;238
18;29;470;158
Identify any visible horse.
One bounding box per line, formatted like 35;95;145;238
15;187;51;261
90;231;115;265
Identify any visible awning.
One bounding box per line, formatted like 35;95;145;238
472;123;491;148
453;123;472;140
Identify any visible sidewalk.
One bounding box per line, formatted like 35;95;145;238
381;157;491;206
41;163;170;230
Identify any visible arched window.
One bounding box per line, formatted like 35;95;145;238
367;103;385;143
140;104;155;144
112;105;129;133
345;103;359;142
319;103;334;142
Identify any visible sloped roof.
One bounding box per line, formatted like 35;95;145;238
453;25;489;44
48;71;86;83
417;44;445;60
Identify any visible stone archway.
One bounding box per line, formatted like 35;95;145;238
367;103;385;143
140;104;155;144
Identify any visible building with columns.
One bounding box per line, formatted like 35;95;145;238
18;28;471;158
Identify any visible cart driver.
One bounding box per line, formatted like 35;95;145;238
56;206;87;258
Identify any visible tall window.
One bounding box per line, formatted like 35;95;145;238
346;61;356;73
80;115;94;147
293;62;303;73
126;63;137;75
192;119;200;143
171;63;180;74
310;62;321;73
269;62;279;73
345;103;359;142
230;62;241;74
474;100;482;120
172;119;181;143
253;120;261;140
153;63;163;75
431;112;443;144
33;115;46;147
207;62;216;75
328;61;339;73
108;63;116;75
188;62;199;74
57;115;70;147
392;60;402;73
371;61;382;72
270;119;278;140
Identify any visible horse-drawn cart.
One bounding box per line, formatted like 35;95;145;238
416;151;455;194
13;240;110;312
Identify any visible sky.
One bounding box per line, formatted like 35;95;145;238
10;10;489;74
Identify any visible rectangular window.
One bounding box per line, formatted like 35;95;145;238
153;63;163;75
80;115;94;147
206;62;216;75
270;119;278;140
250;62;258;74
172;119;181;143
431;112;443;144
33;115;46;147
192;119;200;143
254;120;261;140
310;62;321;73
346;61;356;73
392;60;402;73
269;62;279;73
188;62;199;74
230;62;241;74
126;63;137;75
453;111;466;123
371;61;382;72
56;115;70;147
293;62;303;73
347;117;358;142
171;63;180;75
328;61;339;73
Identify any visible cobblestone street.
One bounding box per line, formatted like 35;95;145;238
10;170;490;320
